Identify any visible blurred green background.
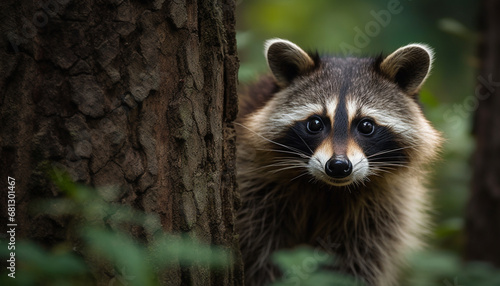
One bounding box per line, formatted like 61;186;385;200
236;0;488;284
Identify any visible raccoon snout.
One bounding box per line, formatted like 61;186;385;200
325;156;353;179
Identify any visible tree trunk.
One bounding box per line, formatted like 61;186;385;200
0;0;242;285
465;0;500;267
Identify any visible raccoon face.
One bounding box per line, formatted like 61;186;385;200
243;39;440;187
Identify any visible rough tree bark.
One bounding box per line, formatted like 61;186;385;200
0;0;242;285
465;0;500;267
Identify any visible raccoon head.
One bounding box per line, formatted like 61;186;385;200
241;39;441;188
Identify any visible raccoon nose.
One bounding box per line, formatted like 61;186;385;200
325;156;353;179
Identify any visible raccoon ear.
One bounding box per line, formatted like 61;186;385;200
379;44;434;95
265;38;318;87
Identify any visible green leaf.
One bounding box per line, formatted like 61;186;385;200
82;228;156;286
150;234;231;268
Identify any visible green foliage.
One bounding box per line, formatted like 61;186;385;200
407;250;500;286
271;247;361;286
0;170;230;285
269;246;500;286
0;241;90;286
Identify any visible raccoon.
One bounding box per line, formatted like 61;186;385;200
235;39;442;286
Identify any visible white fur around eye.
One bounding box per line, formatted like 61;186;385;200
249;99;324;138
358;106;412;137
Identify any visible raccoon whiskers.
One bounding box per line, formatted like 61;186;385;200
250;157;309;173
370;167;397;175
256;148;311;159
290;170;311;182
236;122;311;157
270;164;308;174
368;163;419;177
363;145;421;160
370;161;421;172
291;126;314;154
353;155;415;179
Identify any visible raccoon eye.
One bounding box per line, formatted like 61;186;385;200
306;117;324;133
357;119;375;135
